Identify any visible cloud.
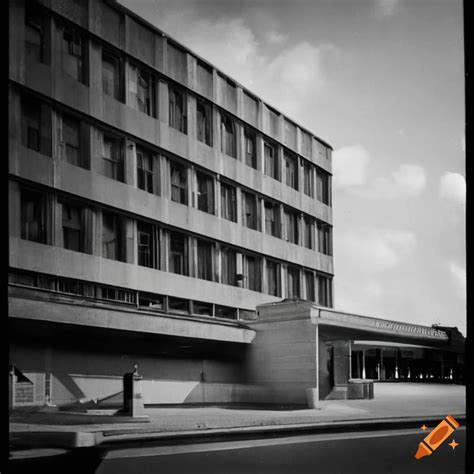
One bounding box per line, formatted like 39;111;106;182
447;261;466;299
376;0;398;17
336;228;417;272
440;172;466;205
333;145;426;198
146;8;336;127
333;145;370;189
364;164;426;198
265;31;287;45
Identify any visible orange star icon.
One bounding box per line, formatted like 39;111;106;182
420;425;428;431
448;439;459;450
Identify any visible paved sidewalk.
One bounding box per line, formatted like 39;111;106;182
9;383;465;450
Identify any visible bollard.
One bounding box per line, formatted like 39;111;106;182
122;363;149;419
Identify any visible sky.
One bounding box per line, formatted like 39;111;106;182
121;0;466;335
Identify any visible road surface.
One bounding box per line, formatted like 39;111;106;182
9;426;467;474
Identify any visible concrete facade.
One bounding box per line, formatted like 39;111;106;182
9;0;334;407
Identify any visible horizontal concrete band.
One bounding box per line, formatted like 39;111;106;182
9;296;256;344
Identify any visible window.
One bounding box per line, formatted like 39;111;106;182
21;188;47;244
169;232;187;275
137;147;156;194
197;239;213;281
301;130;311;157
62;115;81;166
170;161;188;204
318;274;332;307
264;141;279;180
303;161;314;197
167;42;187;83
193;301;213;316
287;266;300;298
243;92;258;127
244;254;261;292
266;260;280;296
137;220;157;268
196;172;214;214
101;134;124;182
218;75;237;113
303;216;314;249
221;247;236;286
129;64;155;117
197;99;212;146
215;305;237;320
62;25;87;84
265;105;280;138
220;182;237;222
317;222;332;255
284;119;296;150
284;208;299;244
317;168;331;205
96;285;135;304
264;201;280;238
168;297;189;314
60;200;92;254
242;191;259;231
139;292;164;311
244;129;257;169
284;152;298;190
305;271;315;302
25;2;48;64
169;85;187;133
102;50;122;101
21;95;52;156
221;114;236;158
102;211;124;262
197;61;213;99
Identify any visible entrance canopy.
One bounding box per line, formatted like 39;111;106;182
256;300;450;347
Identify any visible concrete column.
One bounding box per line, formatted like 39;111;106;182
362;350;366;379
278;144;284;183
162;228;169;272
256;134;264;172
236;187;243;225
257;99;264;131
215;179;222;218
236;86;244;119
124;217;135;264
333;341;351;386
54;197;63;248
125;139;137;187
158;79;169;124
298;156;304;193
95;208;103;257
281;264;287;298
9;181;21;238
187;52;196;92
306;323;320;409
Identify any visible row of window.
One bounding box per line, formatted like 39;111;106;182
20;93;333;250
8;270;243;320
19;186;333;305
24;2;332;180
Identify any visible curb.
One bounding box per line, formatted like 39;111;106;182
10;414;466;449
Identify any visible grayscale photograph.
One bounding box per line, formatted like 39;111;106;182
8;0;467;473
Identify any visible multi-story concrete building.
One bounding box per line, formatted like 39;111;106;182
9;0;334;406
9;0;464;409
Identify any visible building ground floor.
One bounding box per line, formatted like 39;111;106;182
9;296;465;409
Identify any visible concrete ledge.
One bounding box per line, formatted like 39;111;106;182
10;430;99;449
11;414;465;450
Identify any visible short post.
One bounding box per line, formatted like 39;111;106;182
306;323;321;409
122;363;148;419
9;364;16;413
